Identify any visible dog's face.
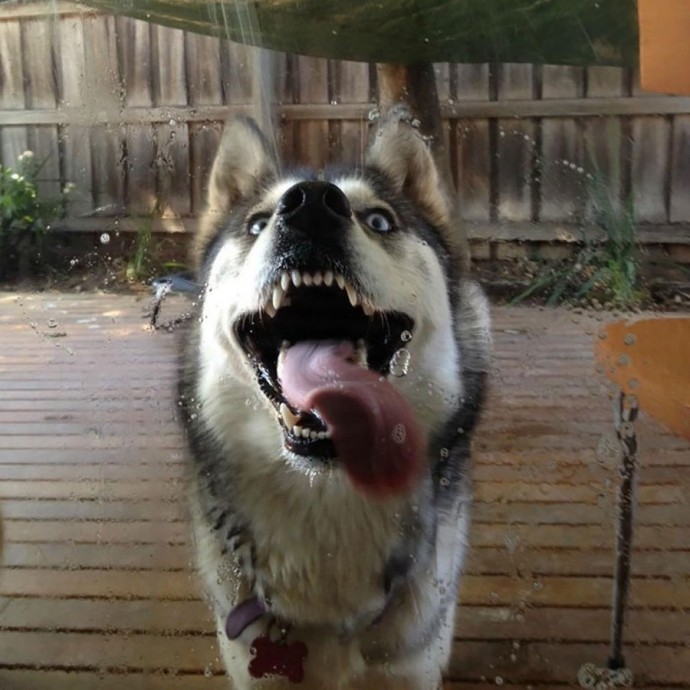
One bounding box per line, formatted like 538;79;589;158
193;112;468;498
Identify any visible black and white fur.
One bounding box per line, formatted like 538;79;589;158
178;108;491;689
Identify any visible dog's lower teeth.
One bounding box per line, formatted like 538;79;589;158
289;426;330;441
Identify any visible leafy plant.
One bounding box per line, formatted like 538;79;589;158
513;165;646;308
0;151;74;280
125;215;154;282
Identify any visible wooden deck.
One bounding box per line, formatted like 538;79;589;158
0;291;688;689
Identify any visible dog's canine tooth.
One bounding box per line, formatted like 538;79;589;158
335;273;346;289
345;282;358;307
279;403;299;429
362;299;375;317
292;424;303;437
323;270;334;287
272;285;284;310
265;301;277;318
302;272;313;287
280;272;290;291
290;269;302;287
312;271;323;286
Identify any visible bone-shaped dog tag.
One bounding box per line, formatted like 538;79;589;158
248;625;307;683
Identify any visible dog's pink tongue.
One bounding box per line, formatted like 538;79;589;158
279;340;424;497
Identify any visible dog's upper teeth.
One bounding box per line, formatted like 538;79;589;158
291;270;302;287
323;271;334;287
280;271;291;291
335;274;346;289
302;272;313;287
362;299;375;316
265;302;277;318
345;282;358;307
312;271;323;286
272;285;285;311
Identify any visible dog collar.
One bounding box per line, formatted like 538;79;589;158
225;597;268;639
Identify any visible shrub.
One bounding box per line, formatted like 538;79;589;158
0;151;74;280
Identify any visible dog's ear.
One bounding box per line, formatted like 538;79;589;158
206;116;277;214
193;117;277;270
366;106;453;230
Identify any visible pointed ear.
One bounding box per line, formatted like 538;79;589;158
366;106;453;229
206;116;277;215
193;117;277;270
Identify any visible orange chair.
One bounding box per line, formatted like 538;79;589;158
594;317;690;674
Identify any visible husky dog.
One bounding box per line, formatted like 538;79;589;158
178;107;490;690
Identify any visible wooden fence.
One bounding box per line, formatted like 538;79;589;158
1;2;690;259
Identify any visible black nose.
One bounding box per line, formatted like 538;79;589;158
277;181;352;221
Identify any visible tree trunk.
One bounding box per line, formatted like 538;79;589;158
375;63;470;269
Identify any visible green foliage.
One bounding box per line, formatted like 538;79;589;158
125;216;153;282
513;167;646;308
0;151;73;280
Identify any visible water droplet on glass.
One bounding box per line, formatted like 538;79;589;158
495;677;504;686
617;353;630;366
203;664;214;678
391;423;406;444
623;333;636;346
100;233;110;244
596;433;621;466
389;348;411;377
47;318;58;329
400;330;413;343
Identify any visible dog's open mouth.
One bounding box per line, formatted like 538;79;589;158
234;269;425;495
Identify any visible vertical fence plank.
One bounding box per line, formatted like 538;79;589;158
220;40;252;105
540;66;585;223
118;17;156;217
152;24;190;218
83;14;124;215
583;66;625;221
277;52;296;164
0;19;29;168
670;116;690;222
21;17;60;200
455;64;491;222
186;32;223;214
496;64;534;222
631;70;671;223
435;63;452;155
295;55;330;168
58;16;93;216
331;60;369;167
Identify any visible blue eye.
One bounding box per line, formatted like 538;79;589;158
248;215;270;235
364;210;394;233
